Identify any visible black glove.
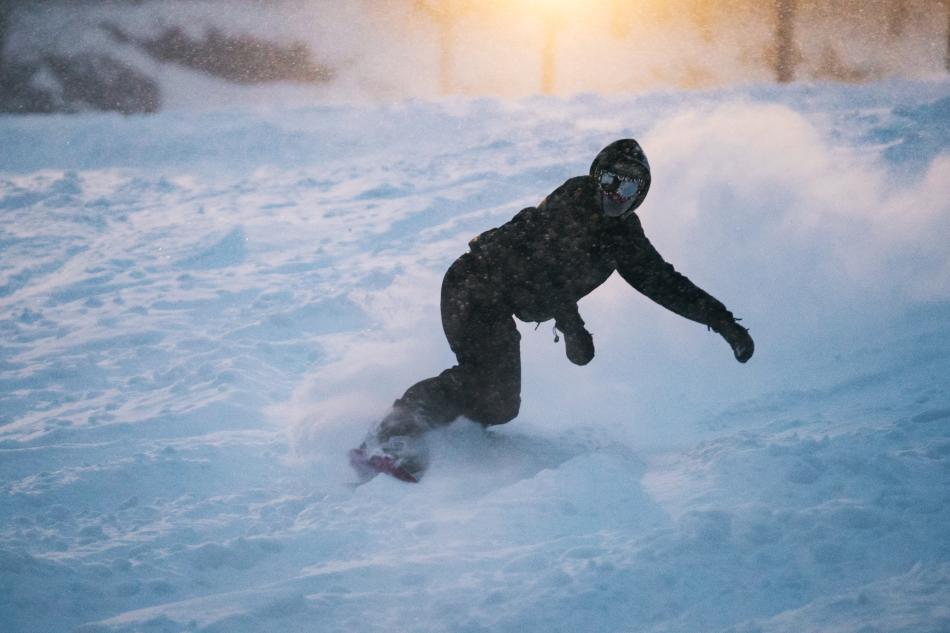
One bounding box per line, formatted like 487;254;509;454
563;327;594;365
715;318;754;363
555;313;595;366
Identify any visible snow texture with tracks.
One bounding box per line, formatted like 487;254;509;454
2;79;950;632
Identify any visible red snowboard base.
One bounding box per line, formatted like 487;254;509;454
348;447;419;483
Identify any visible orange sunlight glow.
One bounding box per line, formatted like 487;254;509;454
408;0;946;98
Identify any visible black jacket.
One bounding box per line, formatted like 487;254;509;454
464;175;732;329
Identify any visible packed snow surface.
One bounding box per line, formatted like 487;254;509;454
2;80;950;632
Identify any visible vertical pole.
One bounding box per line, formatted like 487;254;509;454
541;15;557;95
775;0;796;83
945;0;950;72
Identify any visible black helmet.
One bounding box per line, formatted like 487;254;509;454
589;139;651;218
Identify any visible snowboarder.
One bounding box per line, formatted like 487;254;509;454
350;139;754;482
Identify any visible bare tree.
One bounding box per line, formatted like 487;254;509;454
945;0;950;72
886;0;909;38
692;0;716;43
774;0;796;82
0;0;12;69
415;0;480;95
537;4;572;95
541;13;558;94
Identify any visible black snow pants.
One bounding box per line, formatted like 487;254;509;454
376;253;521;441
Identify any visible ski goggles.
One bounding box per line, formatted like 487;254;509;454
597;170;642;200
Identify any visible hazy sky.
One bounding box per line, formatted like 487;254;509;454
6;0;949;103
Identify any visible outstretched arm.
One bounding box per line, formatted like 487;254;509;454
615;218;754;362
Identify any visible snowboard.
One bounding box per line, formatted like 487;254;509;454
348;447;420;483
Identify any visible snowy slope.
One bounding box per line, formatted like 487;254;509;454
1;79;950;633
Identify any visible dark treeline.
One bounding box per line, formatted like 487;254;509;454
0;0;330;114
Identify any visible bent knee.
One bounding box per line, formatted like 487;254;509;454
468;396;520;427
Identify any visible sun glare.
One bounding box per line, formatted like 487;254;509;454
415;0;947;97
518;0;591;12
